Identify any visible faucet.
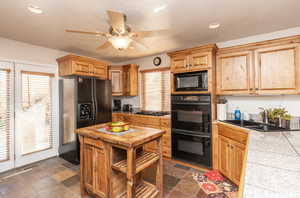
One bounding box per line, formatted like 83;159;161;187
259;107;269;124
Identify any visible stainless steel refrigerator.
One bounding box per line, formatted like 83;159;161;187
59;76;112;164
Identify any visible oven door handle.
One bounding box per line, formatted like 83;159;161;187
171;102;210;105
172;130;211;138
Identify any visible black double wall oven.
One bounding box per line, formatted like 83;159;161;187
171;94;212;167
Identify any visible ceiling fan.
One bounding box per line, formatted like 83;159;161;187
66;10;168;51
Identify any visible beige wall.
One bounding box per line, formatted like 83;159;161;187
0;37;69;66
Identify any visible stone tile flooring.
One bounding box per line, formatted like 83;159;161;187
0;157;205;198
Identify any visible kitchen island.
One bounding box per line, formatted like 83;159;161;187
76;123;165;198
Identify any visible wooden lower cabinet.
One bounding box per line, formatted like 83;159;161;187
82;138;107;197
213;122;248;185
83;144;94;192
218;136;231;177
94;148;107;197
231;141;246;184
218;135;246;185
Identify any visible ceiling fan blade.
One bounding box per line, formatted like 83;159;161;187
66;29;106;37
106;10;126;34
131;39;148;50
96;41;111;50
130;29;169;38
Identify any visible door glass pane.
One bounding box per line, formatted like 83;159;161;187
62;79;76;144
0;69;12;161
18;73;53;155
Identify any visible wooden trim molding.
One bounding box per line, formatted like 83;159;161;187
140;67;170;73
21;71;55;77
167;44;218;57
0;68;11;72
217;35;300;54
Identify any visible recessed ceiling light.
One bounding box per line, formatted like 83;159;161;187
154;5;167;13
28;5;43;14
209;23;220;29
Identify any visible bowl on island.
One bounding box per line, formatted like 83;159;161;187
105;122;129;132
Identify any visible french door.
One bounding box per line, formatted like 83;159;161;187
0;61;58;172
0;62;14;172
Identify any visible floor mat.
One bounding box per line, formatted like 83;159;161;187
192;170;238;198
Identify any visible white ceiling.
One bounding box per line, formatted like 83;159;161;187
1;0;300;62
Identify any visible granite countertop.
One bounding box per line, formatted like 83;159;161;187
76;123;165;148
243;130;300;198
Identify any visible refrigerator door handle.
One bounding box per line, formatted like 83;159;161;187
91;78;96;121
94;79;98;121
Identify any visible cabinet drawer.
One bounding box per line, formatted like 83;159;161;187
160;118;171;127
84;137;104;149
162;135;171;147
219;125;248;144
163;147;171;158
133;116;161;127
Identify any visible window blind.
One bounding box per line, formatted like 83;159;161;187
141;68;170;111
20;72;53;155
0;69;12;162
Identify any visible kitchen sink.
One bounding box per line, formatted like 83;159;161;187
222;120;286;132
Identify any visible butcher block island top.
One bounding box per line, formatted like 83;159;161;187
75;123;165;198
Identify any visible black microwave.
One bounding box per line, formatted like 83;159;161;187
175;71;208;91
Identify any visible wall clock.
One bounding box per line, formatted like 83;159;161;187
153;57;162;66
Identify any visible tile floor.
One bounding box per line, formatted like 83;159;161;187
0;157;205;198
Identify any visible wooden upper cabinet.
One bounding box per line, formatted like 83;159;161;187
189;51;211;71
170;54;188;73
109;64;138;96
57;54;108;79
72;60;92;75
94;64;108;79
217;51;253;95
169;44;217;73
255;44;299;94
123;64;138;96
217;35;300;95
109;68;123;96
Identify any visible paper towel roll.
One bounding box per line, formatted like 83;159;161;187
217;104;227;120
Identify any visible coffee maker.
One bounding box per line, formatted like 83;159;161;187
113;99;122;111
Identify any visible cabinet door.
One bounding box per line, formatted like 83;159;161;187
217;51;253;95
72;61;92;75
93;64;107;79
122;66;131;96
93;147;107;197
83;144;94;191
189;51;211;71
255;44;299;94
109;69;123;96
230;141;246;185
170;54;188;73
218;136;231;178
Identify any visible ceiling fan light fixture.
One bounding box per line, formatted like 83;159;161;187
109;36;131;50
209;22;220;29
27;5;43;14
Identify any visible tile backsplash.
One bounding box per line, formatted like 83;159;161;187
113;96;140;108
